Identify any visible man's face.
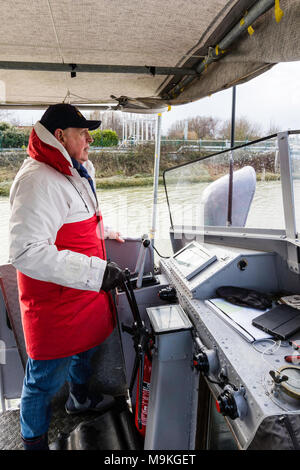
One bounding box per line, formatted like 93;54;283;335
57;127;93;164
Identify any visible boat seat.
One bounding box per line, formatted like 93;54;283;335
105;236;154;273
0;264;27;370
201;166;256;227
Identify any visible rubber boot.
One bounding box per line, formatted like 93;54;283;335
22;433;49;450
65;382;111;415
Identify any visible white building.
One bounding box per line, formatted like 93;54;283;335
122;113;156;142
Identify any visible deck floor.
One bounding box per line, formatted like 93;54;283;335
0;405;115;450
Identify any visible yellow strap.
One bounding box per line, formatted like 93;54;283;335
215;45;219;56
275;0;284;23
167;105;171;112
240;17;245;26
248;25;254;35
149;230;155;239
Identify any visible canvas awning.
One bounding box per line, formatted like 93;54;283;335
0;0;298;110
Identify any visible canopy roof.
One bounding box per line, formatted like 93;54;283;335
0;0;298;111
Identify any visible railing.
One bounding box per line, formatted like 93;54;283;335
117;138;279;153
1;139;300;157
160;139;278;153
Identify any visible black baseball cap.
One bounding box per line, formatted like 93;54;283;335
40;103;101;135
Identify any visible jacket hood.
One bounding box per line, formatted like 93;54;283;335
27;122;73;176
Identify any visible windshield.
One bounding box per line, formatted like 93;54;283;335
164;133;287;233
290;133;300;235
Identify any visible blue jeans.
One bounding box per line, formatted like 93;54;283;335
20;346;99;439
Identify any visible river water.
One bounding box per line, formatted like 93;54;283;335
1;178;299;266
0;185;173;265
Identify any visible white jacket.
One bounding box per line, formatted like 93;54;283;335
9;122;108;292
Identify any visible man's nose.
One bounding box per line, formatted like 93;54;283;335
87;132;93;143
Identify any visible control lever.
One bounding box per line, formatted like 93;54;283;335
121;268;153;430
134;234;152;288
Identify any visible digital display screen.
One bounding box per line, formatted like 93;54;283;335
173;242;217;280
147;304;192;333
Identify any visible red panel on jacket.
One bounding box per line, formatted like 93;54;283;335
18;214;115;360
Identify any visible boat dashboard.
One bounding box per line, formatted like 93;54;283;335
152;129;300;449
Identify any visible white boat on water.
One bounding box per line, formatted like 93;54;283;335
0;0;300;452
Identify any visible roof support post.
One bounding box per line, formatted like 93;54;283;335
227;85;236;226
149;113;162;248
277;131;300;274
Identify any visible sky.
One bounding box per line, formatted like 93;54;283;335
5;61;300;136
160;61;300;135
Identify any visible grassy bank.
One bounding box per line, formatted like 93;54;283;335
0;176;163;196
0;145;281;197
0;172;281;197
95;175;162;189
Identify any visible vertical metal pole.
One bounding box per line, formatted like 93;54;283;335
227;85;236;226
150;113;162;247
277;131;299;273
0;366;6;412
137;118;140;142
184;121;188;140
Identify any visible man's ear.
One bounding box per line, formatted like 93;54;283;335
54;128;65;145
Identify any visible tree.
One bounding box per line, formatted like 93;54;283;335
266;121;281;135
167;115;220;139
0;122;30;148
219;116;262;141
90;129;118;147
0;110;20;126
1;127;30;148
188;116;220;139
167;119;186;139
0;121;11;132
89;110;123;138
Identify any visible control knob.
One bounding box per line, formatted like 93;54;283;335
216;384;248;420
193;336;219;376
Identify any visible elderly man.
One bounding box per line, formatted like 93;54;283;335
9;103;124;450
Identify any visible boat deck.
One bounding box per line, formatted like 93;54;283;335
0;395;141;450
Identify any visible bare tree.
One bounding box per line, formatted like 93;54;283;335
167;119;186;139
0;109;20;125
219;116;262;141
188;116;220;139
89;110;123;138
167;115;220;139
266;121;281;135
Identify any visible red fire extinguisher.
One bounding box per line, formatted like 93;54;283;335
135;350;152;437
